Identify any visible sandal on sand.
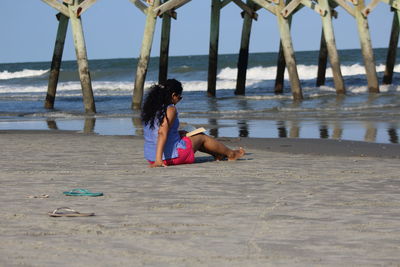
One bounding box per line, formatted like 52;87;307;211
63;189;103;197
48;207;95;217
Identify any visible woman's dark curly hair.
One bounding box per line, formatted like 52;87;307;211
141;79;183;129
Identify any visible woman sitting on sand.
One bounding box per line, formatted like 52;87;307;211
141;79;245;167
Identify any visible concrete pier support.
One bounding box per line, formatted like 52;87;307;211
45;13;69;109
207;0;221;97
274;15;292;94
320;0;345;94
383;11;400;85
235;0;256;95
132;0;161;110
275;0;302;100
159;8;172;84
355;0;379;93
316;31;328;87
274;41;286;94
69;0;96;113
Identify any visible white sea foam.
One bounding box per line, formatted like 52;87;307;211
0;81;134;94
2;78;400;97
0;69;48;80
217;63;399;81
1;63;400;96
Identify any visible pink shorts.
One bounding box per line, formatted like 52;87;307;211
149;137;195;166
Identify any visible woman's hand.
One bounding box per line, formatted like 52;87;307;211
149;160;166;168
152;106;176;168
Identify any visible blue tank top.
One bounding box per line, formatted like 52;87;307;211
143;105;186;161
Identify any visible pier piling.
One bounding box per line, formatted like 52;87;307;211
276;0;303;100
316;31;328;87
207;0;222;97
45;13;69;109
320;0;345;94
235;0;257;95
274;14;292;95
355;0;379;93
274;41;286;94
383;11;400;84
159;5;173;84
132;0;161;110
69;0;96;113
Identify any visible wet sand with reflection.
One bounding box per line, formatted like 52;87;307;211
0;115;399;144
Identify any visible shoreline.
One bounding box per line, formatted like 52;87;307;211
1;130;400;265
2;129;399;158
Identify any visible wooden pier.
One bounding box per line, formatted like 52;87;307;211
41;0;400;112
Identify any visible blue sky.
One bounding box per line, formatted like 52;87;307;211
0;0;394;63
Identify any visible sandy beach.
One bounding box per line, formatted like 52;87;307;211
1;130;400;266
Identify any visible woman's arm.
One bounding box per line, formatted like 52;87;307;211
150;106;177;167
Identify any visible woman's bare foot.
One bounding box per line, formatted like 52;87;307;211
227;147;245;161
213;154;226;161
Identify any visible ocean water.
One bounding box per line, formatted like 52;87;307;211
1;48;400;144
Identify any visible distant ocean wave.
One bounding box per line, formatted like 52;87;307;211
0;69;48;80
0;81;134;94
2;61;400;97
2;75;400;97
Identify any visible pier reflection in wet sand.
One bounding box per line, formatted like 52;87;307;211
65;118;400;144
200;119;399;144
0;117;399;144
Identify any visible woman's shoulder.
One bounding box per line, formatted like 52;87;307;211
167;103;176;109
166;104;177;113
166;105;178;122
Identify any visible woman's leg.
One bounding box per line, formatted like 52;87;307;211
197;145;226;161
189;134;245;160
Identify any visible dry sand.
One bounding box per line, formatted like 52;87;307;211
1;130;400;266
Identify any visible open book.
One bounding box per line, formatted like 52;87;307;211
183;125;207;137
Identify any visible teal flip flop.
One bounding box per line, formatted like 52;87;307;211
63;189;103;197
